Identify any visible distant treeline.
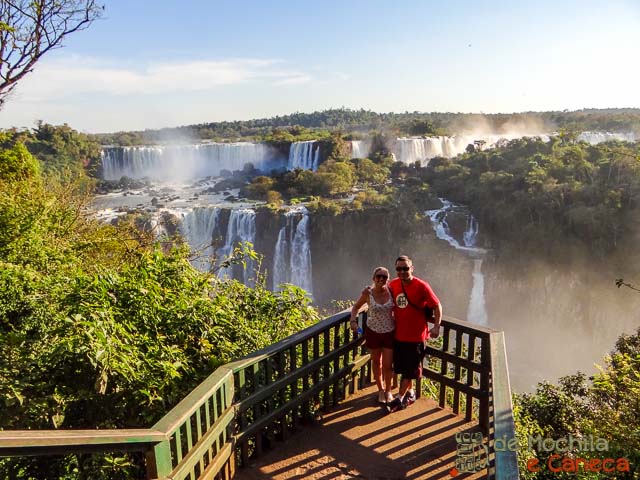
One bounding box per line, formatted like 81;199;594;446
94;108;640;146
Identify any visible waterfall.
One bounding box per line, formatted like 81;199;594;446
394;137;447;165
100;142;280;180
273;225;290;289
288;141;320;171
426;198;488;325
425;199;461;248
392;133;550;164
463;215;479;248
272;208;313;295
467;259;488;326
350;140;371;159
290;214;313;293
425;199;485;254
180;207;220;272
216;209;257;286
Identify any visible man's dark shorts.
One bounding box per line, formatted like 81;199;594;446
393;340;426;379
365;327;394;350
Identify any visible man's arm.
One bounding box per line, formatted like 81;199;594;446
429;302;443;339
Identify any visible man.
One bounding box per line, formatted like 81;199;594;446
387;255;442;412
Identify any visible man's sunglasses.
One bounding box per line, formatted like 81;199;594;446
396;266;410;272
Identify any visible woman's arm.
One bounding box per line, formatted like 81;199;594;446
350;292;369;333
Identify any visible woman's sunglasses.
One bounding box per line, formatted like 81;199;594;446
375;274;388;280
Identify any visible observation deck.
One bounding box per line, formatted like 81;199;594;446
0;310;519;479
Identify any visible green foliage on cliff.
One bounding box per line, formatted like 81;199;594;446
0;141;319;479
514;328;640;479
2;122;102;178
426;137;640;254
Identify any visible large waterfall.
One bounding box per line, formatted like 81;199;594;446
179;207;220;272
175;206;313;294
273;207;313;294
390;134;548;165
425;199;488;325
393;137;458;164
101;142;281;180
288;141;320;171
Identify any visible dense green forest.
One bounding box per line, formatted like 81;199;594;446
426;137;640;255
95;108;640;145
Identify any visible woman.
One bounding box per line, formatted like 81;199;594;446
350;266;395;404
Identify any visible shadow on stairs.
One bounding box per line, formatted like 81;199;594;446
235;384;487;480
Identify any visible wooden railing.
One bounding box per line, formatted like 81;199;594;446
0;310;519;479
419;316;519;478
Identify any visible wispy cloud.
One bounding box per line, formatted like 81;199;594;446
14;56;314;101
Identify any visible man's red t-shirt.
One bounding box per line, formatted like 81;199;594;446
388;277;440;342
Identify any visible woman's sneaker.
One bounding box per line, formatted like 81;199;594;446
385;392;394;403
377;391;387;403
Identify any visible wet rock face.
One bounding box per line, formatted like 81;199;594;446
308;209;475;314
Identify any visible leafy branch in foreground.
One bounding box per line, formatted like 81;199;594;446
0;0;103;108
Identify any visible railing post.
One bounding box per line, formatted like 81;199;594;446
145;440;172;480
479;335;491;434
490;331;519;479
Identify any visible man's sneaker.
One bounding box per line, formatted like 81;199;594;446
403;390;417;407
377;391;386;403
386;396;406;413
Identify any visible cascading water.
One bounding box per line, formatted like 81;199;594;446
425;199;488;325
350;140;371;159
272;207;313;295
393;137;456;165
463;216;479;248
288;141;320;171
391;133;550;165
467;259;488;325
216;209;257;286
101;142;281;180
180;207;220;272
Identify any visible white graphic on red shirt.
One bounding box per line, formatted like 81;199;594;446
396;293;408;308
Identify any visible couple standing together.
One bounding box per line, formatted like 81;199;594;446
349;255;442;412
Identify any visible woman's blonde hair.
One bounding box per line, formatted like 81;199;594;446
372;266;389;277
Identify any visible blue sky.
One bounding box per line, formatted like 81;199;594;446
0;0;639;133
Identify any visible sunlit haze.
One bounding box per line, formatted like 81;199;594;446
0;0;638;133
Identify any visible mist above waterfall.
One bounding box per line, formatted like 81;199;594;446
486;247;640;392
448;114;550;137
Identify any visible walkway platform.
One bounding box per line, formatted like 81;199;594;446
236;384;487;480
